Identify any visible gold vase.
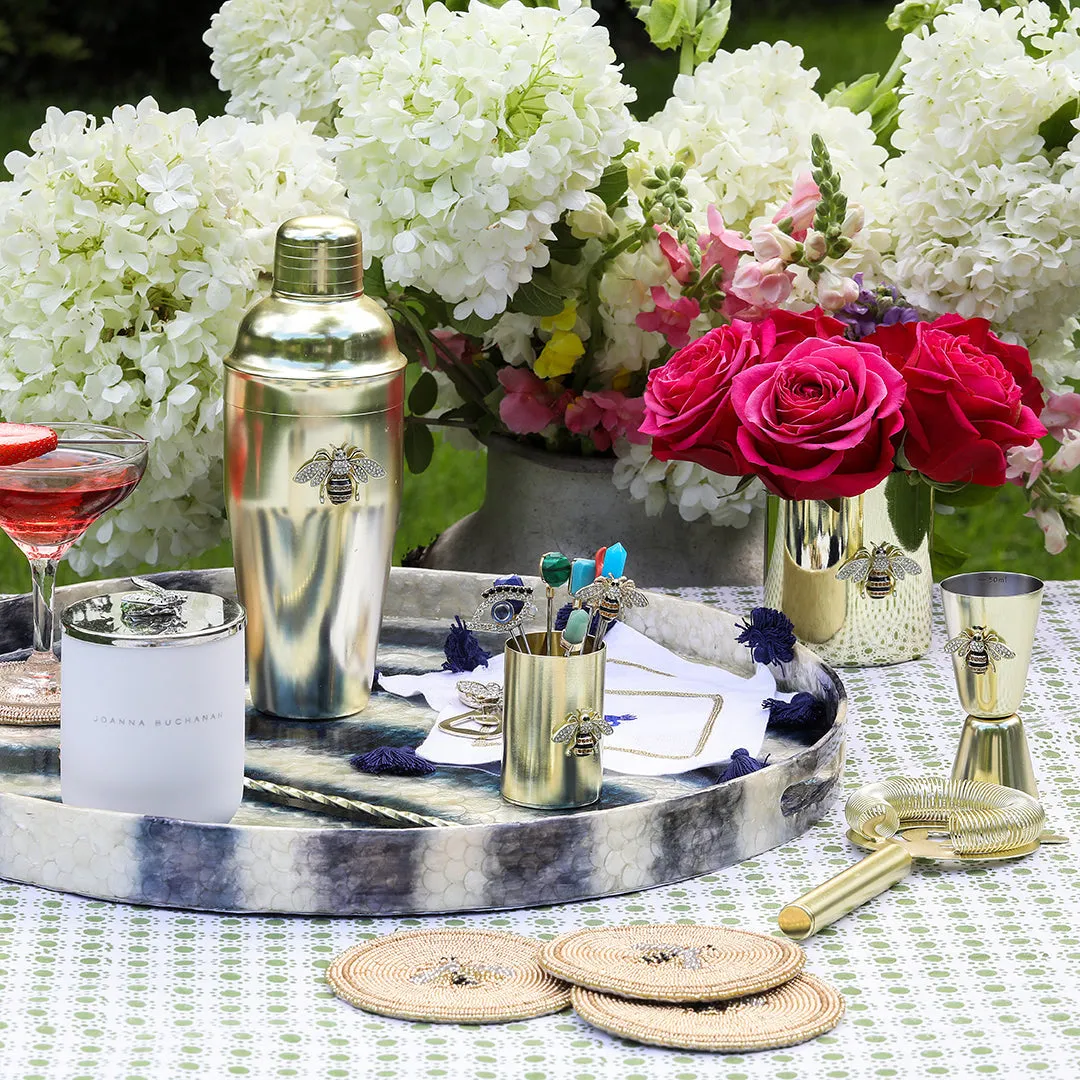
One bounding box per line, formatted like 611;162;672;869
764;473;933;667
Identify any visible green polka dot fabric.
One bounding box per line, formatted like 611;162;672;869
0;585;1078;1079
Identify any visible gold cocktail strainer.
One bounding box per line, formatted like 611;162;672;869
779;777;1066;939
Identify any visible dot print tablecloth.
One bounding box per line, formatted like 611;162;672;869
1;584;1078;1080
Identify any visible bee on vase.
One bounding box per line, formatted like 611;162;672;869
836;542;923;598
552;709;613;757
944;625;1015;674
292;444;385;504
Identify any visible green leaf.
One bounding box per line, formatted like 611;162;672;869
932;482;999;509
549;219;587;265
826;72;882;114
509;274;565;317
408;370;439;416
449;311;498;338
363;258;387;299
694;0;730;64
931;530;969;578
592;162;629;212
1040;98;1080;152
403;422;435;474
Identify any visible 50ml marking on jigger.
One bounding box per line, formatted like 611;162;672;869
293;444;385;504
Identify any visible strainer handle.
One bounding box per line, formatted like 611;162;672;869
777;842;913;939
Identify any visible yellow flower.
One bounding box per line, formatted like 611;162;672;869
535;330;585;378
611;368;632;392
540;300;578;334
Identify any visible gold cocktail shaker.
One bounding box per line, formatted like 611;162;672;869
224;216;406;719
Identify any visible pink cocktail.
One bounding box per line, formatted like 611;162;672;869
0;424;147;723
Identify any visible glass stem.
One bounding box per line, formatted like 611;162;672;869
29;558;59;656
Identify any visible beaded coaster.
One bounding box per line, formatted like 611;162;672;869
571;973;844;1052
0;661;60;725
539;924;805;1002
327;929;571;1023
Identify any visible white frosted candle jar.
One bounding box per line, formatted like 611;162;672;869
60;585;247;823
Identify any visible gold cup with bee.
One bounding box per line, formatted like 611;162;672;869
501;634;606;809
941;572;1043;798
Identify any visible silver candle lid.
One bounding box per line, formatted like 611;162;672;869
62;579;246;648
273;216;364;300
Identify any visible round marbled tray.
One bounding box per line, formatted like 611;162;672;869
0;567;845;915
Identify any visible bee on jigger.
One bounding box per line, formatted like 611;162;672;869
944;624;1016;673
293;444;386;504
552;709;613;757
836;541;923;598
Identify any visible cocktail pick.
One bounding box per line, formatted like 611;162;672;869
593;546;608;581
570;558;595;595
467;581;538;655
574;575;649;651
539;551;572;655
600;542;627;579
560;607;590;656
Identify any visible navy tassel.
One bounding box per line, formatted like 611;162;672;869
737;607;796;665
762;693;825;731
605;714;636;728
442;615;491;673
351;746;437;777
719;747;769;782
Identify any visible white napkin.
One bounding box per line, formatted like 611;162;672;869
379;622;775;776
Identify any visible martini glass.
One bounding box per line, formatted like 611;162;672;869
0;423;148;723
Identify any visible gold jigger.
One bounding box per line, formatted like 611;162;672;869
940;572;1043;798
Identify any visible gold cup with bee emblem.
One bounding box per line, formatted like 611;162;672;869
941;572;1043;797
502;633;606;809
764;473;933;667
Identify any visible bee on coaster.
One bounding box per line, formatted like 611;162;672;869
409;956;514;988
631;942;716;970
836;541;923;598
293;444;385;504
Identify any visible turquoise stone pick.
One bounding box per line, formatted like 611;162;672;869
601;542;627;579
562;607;590;645
540;551;572;588
570;558;595;594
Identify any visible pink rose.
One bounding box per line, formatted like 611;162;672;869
635;286;701;349
730;336;906;500
772;173;821;240
498;368;562;434
750;308;849;364
641;322;763;475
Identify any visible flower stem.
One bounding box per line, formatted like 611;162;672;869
29;557;59;656
678;36;695;76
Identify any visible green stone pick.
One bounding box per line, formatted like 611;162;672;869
540;551;572;588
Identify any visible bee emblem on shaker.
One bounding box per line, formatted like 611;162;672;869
836;542;923;598
293;444;386;504
944;624;1016;673
552;708;613;757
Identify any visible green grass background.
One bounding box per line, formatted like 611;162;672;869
0;3;1075;592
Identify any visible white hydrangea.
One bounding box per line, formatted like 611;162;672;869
612;440;766;528
205;0;399;131
631;42;888;236
0;98;347;574
332;0;634;320
884;0;1080;389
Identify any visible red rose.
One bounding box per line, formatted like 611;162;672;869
640;322;762;474
730;336;906;501
865;317;1046;486
750;308;849;364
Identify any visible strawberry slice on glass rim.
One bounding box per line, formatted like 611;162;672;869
0;424;59;466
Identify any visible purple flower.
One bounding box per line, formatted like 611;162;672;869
836;274;920;340
442;616;491;673
737;607;796;665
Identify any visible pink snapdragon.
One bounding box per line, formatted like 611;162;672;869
1005;442;1044;488
699;206;751;282
498;368;565;434
729;258;794;310
1041;391;1080;443
1027;505;1068;554
636;287;701;349
565;390;648;451
772;173;820;240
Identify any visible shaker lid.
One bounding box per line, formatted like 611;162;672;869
273;216;364;300
61;578;246;648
